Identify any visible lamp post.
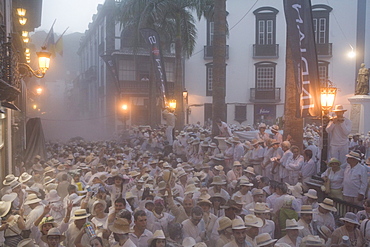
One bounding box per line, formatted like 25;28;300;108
121;103;129;130
320;80;337;172
183;89;188;124
18;47;51;78
169;99;177;111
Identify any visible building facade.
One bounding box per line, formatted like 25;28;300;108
76;0;175;137
184;0;370;128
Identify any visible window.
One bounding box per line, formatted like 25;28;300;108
318;60;329;85
254;7;278;45
165;62;175;82
312;5;332;44
255;62;276;89
235;105;247;123
207;20;214;46
206;63;213;96
118;60;135;81
204;103;213;126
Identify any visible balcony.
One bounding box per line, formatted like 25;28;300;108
250;88;281;103
204;45;229;60
119;80;174;96
253;44;279;58
316;43;332;57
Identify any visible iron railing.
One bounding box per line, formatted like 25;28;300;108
250;88;281;103
204;45;229;60
253;44;279;58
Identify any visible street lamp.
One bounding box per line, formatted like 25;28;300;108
120;103;129;130
18;47;51;78
320;80;337;172
36;86;43;95
183;89;189;124
169;99;177;110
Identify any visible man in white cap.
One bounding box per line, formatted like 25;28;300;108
244;214;263;245
342;151;368;206
326;104;352;164
312;198;336;231
297;205;316;238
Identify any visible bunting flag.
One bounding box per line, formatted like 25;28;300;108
140;28;168;108
44;20;56;57
55;27;69;57
283;0;321;118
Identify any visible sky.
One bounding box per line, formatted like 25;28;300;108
35;0;106;34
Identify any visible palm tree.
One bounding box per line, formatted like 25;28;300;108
211;0;227;137
118;0;213;128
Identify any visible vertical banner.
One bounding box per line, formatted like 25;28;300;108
284;0;321;117
101;54;119;86
140;28;168;108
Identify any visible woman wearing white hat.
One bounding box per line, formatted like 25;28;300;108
320;158;344;200
331;212;364;247
148;230;166;247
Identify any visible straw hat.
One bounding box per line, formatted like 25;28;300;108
147;230;166;245
252;188;264;196
69;193;85;205
214;165;224;171
125;192;136;200
340;212;360;225
212;153;225;161
3;174;18;186
346;151;362;161
197;198;212;207
250;202;271;213
57;164;65;171
157;181;167;191
45;190;61;203
304;189;318;199
233;161;242;167
258;123;267;128
184;184;199;195
38;216;58;231
209;142;217;148
250;139;259;146
289;183;303;198
43;166;55;175
0;201;11;217
1;192;17;202
72;209;90;220
319;198;337;212
285;219;304;230
17;238;36;247
18;172;32;183
211;176;226;185
244;167;255;175
9;181;21;190
24;194;41;205
231;218;247;230
182;237;196;247
317;225;332;239
210;193;227;205
271;125;279;132
244;214;263;227
300;235;325;247
41;227;66;243
332;104;347;112
217;217;232;231
231;136;241;143
225;138;233;145
327;158;341;167
91;200;107;216
43;176;55;185
255;233;277;247
108;218;131;234
128;170;140;177
298;205;315;214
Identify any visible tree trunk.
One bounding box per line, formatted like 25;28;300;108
174;14;185;130
284;41;303;148
212;0;227;137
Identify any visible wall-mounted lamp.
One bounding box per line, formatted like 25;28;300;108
18;47;51;78
19;17;27;25
16;8;26;16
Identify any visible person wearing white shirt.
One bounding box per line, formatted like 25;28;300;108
342;151;368;206
129;210;153;247
300;149;317;191
182;206;206;243
326;105;352;164
321;158;344;200
313;198;337;232
285;146;304;185
275;141;292;183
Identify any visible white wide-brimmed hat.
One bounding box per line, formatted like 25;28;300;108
256;233;277;247
304;189;318;199
300;235;325;247
147;230;166;245
72;209;91;220
346;151;362;161
1;192;17;202
41;227;65;243
250;202;271;214
18;172;32;183
24;194;41;205
285;219;304;230
45;190;61;203
340;212;360;225
332;104;347;112
298;205;315;214
17;238;36;247
0;201;11;217
232;218;247;230
3;174;18;186
109;218;131;234
217;217;232;231
211;176;226;185
244;214;263;227
319;198;337;212
182;237;196;247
